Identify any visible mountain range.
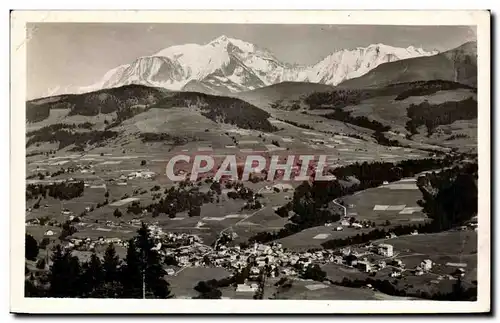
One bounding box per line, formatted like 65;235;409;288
41;35;439;97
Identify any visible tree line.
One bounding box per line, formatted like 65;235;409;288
406;97;477;136
26;181;85;201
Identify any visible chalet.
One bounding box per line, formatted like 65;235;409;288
390;270;402;278
421;259;433;271
332;256;344;264
357;260;372;273
236;283;258;293
392;259;404;267
340;219;351;227
378;244;394;257
351;222;363;229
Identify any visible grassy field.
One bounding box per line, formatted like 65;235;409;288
277;226;373;251
340;178;430;226
168;266;232;299
271;278;412;300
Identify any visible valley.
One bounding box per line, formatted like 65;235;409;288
24;38;479;301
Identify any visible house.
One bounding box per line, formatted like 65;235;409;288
340;219;350;226
411;230;419;236
255;243;272;255
336;226;344;231
281;268;297;276
330;255;343;264
421;259;433;271
453;268;466;277
236;283;258;293
44;230;55;236
357;260;372;273
378;244;394;257
390;270;402;278
250;267;260;275
392;259;404;267
351;223;363;229
378;261;386;269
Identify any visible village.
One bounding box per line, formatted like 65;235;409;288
36;212;473;296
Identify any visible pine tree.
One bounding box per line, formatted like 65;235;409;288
25;233;39;261
102;243;120;283
48;245;82;297
80;253;103;296
121;239;142;298
48;245;67;297
67;252;83;297
135;223;172;298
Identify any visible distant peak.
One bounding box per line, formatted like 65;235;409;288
210;35;230;44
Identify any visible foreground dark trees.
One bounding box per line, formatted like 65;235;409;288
25;234;39;261
25;223;172;299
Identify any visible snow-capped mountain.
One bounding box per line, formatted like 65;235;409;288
44;35;438;97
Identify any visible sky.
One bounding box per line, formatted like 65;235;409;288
26;23;476;99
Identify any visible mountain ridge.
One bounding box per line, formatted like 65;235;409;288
38;36;439;98
338;41;477;88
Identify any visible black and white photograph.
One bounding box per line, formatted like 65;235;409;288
10;10;491;314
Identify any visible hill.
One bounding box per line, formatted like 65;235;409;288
25;85;278;152
338;42;477;89
233;81;335;110
264;80;477;151
26;84;168;123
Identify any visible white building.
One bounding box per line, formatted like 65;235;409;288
44;230;54;236
351;223;363;229
421;259;433;271
378;244;394;257
357;260;372;273
390;270;402;278
236;283;258;293
340;219;350;226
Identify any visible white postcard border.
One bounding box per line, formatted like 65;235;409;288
10;10;491;314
